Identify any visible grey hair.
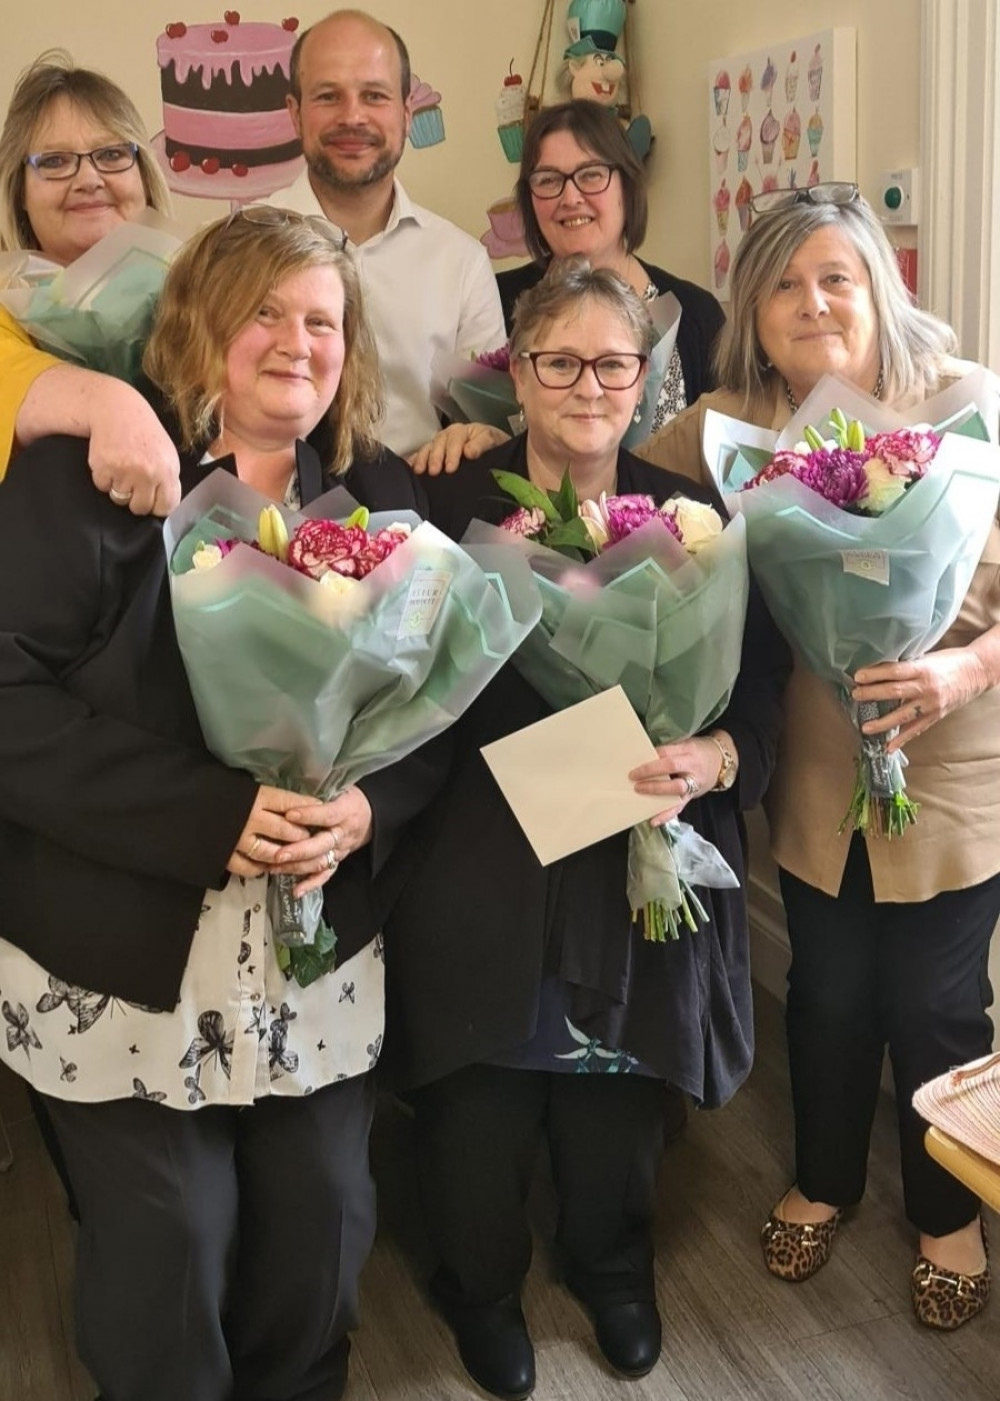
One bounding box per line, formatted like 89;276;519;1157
0;50;169;253
714;196;956;408
509;255;656;356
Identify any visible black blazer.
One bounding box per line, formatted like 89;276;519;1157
495;257;726;405
0;435;430;1009
383;436;790;1101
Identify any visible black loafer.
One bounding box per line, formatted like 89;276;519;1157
592;1299;662;1377
439;1293;535;1400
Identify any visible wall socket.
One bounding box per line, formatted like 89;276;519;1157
877;169;919;225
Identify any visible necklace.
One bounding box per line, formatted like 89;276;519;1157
785;367;884;413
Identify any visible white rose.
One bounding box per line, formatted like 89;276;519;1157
319;570;361;596
669;497;724;554
862;456;908;514
191;543;224;571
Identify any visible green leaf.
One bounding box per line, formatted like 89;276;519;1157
287;920;338;989
549;467;579;524
546;518;598;554
491;470;559;520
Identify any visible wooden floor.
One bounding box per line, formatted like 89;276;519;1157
2;986;997;1401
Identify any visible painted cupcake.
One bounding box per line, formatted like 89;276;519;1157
760;55;777;104
496;63;526;163
713;238;731;291
409;76;445;147
738;65;753;113
759;109;780;165
785;50;799;104
713;178;731;235
808;44;824;102
736;113;752;172
782;108;801;161
713;69;731;117
712;118;732;174
735;175;753;232
807;108;824;157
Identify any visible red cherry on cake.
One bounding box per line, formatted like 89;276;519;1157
232;163;249;177
169;151;192;172
201;156;221;174
281;17;300;31
210;28;229;42
224;9;241;22
165;22;187;38
504;60;523;87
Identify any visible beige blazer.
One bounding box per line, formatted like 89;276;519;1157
638;373;1000;902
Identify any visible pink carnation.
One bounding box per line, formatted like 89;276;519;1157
500;505;547;538
287;520;372;579
353;527;408;575
864;428;939;476
603;494;681;544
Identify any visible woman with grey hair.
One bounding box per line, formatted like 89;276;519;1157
0;51;180;512
385;256;788;1398
640;184;1000;1330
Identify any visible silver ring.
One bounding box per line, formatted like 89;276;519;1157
109;486;133;505
246;836;262;860
682;775;698;798
325;849;339;871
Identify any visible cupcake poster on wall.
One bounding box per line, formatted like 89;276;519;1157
408;74;445;148
706;28;856;300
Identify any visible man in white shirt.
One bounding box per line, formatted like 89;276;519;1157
277;9;506;456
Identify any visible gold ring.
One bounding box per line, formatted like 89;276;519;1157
109;486;133;505
683;775;698;798
326;849;338;870
247;836;262;859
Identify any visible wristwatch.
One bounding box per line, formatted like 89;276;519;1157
707;731;738;792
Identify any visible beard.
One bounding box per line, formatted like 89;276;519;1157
305;128;405;191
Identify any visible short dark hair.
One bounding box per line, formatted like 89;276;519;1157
517;100;648;264
290;10;411;105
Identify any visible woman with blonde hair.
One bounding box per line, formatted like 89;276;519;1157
0;207;428;1401
0;51;179;511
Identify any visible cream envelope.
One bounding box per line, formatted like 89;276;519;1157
480;686;665;865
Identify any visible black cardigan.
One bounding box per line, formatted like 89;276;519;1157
0;436;430;1009
495;257;726;406
383;435;790;1104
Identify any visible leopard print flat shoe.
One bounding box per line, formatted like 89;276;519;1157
911;1219;990;1331
760;1195;842;1282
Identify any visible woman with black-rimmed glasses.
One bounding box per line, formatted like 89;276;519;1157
384;258;788;1399
638;185;1000;1330
0;52;182;514
410;99;724;474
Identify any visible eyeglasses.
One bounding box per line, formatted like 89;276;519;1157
24;144;139;180
226;204;350;251
527;162;618;200
749;181;860;218
519;350;647;390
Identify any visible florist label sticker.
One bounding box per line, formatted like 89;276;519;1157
398;569;451;638
840;549;890;586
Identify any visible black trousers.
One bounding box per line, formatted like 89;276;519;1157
412;1064;665;1309
780;836;1000;1236
44;1073;376;1401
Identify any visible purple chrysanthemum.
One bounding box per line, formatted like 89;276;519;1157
795;448;870;507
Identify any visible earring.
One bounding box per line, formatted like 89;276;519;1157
517;406;526;430
633;407;642;424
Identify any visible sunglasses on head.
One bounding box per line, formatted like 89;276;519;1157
748;181;860;220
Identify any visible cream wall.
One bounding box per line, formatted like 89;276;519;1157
2;0;920;286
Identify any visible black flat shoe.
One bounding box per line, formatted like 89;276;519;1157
437;1291;535;1400
592;1299;662;1377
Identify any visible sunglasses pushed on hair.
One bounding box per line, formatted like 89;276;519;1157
225;204;350;252
748;181;859;220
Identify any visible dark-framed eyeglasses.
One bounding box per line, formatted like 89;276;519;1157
519;350;647;390
24;144;140;181
226;204;350;251
749;181;860;219
526;162;618;200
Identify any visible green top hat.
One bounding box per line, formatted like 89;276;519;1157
563;36;627;66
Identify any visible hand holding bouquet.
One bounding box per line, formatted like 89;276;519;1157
705;370;1000;836
468;468;748;940
166;469;542;984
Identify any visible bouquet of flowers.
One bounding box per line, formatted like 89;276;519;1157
704;369;1000;836
164;468;542;985
466;469;748;940
0;212;182;384
621;290;682;449
431;344;522;434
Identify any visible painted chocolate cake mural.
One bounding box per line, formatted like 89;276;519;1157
154;14;305;204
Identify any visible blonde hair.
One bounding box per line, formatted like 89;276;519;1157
143;208;383;476
714;195;956;409
0;50;169;253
